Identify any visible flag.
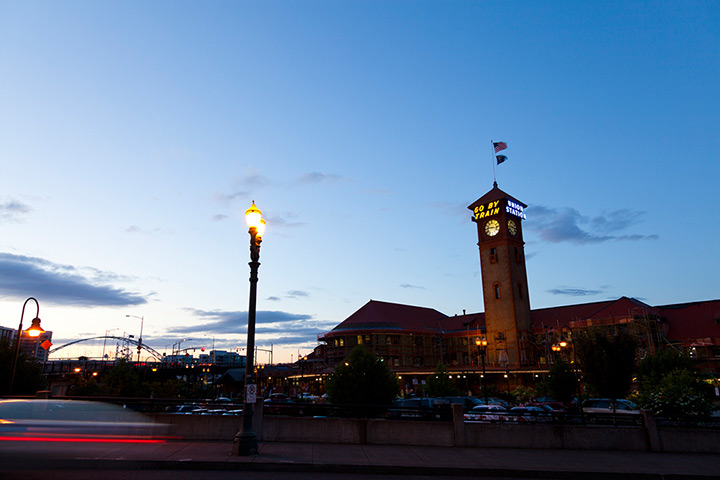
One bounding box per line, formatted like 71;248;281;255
493;141;507;153
496;155;507;165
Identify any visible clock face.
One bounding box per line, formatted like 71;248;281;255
484;219;500;236
508;219;518;236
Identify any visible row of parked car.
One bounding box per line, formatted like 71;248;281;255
464;398;640;423
390;395;642;423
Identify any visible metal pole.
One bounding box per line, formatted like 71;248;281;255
234;227;260;455
8;297;40;395
481;348;487;405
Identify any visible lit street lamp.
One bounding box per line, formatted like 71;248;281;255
475;336;488;405
234;201;266;456
8;297;45;395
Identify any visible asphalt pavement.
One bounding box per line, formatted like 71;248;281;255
1;439;719;479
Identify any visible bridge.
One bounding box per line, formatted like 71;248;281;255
48;335;164;360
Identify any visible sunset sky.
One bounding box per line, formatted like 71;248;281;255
1;1;718;363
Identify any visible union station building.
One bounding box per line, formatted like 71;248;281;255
294;183;720;395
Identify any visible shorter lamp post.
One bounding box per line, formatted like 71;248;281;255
8;297;45;395
126;314;144;361
234;201;266;456
475;336;488;405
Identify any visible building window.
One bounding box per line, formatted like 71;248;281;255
489;247;497;263
357;335;363;345
365;335;372;344
494;282;501;299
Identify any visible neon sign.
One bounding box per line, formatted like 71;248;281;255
473;200;500;220
473;199;527;220
506;200;527;219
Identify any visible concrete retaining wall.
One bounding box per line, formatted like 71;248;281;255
151;403;720;453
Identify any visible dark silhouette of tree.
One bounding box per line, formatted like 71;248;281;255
424;362;461;397
574;328;636;400
0;338;46;395
325;346;398;405
634;349;714;417
537;358;577;404
103;359;142;397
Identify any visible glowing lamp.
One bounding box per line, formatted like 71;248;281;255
26;317;44;337
245;202;263;230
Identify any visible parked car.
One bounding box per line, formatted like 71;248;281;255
391;397;441;419
509;406;553;423
581;398;639;414
464;404;509;422
263;393;296;415
297;393;320;403
433;396;483;412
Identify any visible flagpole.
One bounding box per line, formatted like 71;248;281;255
491;140;497;186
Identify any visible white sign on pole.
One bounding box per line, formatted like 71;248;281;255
246;384;257;403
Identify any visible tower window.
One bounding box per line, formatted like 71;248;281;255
493;282;501;299
489;247;497;263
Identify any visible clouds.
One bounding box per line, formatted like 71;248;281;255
0;198;32;223
527;206;659;244
547;286;606;297
0;252;147;306
296;172;346;185
172;307;332;346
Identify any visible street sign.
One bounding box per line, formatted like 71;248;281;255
41;339;52;350
246;383;257;403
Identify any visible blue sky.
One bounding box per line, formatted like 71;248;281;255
1;1;718;363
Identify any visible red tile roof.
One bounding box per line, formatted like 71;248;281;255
327;300;447;336
323;297;720;346
657;299;720;344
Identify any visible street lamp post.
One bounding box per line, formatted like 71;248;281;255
475;336;488;405
126;314;144;361
234;201;266;456
8;297;45;395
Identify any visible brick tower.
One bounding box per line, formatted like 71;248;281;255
468;182;532;368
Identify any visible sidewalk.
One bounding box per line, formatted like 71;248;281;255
3;440;719;479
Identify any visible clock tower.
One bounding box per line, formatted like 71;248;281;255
468;182;532;368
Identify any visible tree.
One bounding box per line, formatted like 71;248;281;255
574;328;636;400
633;349;714;417
424;363;461;397
102;359;142;397
0;338;46;395
537;358;576;404
325;346;399;405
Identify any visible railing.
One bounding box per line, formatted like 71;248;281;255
8;394;719;429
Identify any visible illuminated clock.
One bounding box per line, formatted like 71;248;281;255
484;219;500;236
507;219;517;236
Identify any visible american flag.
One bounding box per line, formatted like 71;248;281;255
493;141;507;153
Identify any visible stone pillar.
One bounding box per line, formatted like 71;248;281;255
452;403;465;446
641;409;661;452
